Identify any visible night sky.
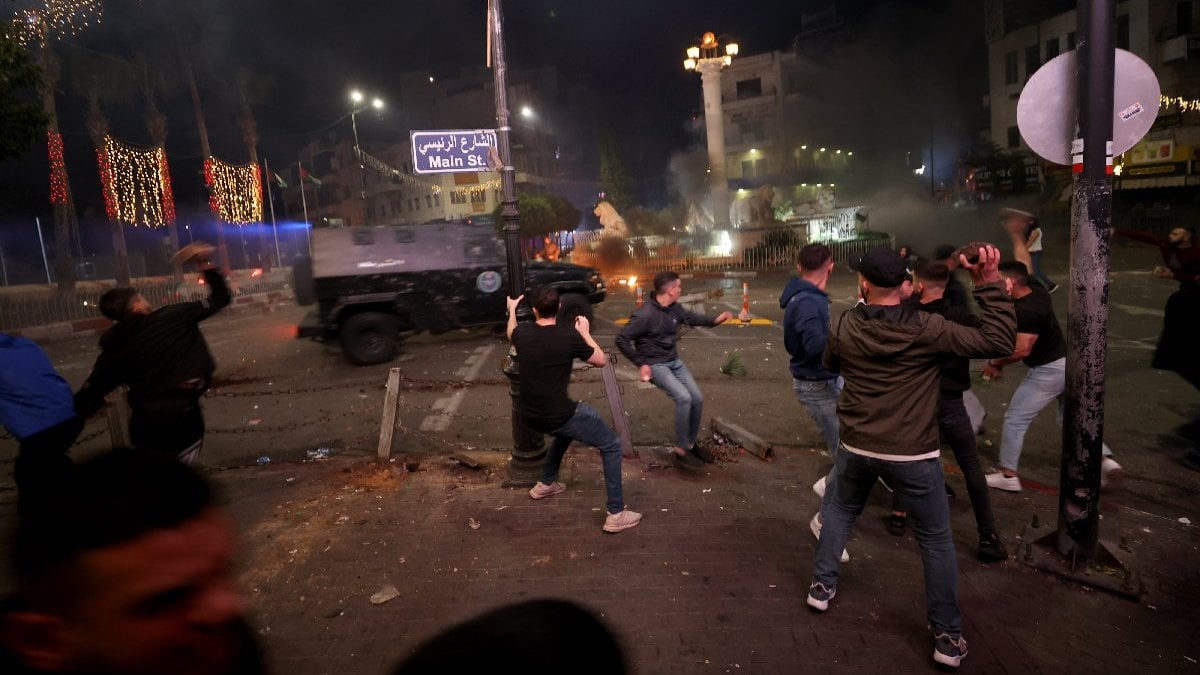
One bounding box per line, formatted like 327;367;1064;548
1;0;986;223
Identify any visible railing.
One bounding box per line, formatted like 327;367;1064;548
0;274;293;332
568;233;895;273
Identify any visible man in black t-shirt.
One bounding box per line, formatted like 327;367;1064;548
508;287;642;533
982;262;1120;492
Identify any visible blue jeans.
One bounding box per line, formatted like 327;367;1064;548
544;403;625;514
813;448;962;636
650;359;704;449
792;376;842;455
998;358;1112;473
1029;250;1055;289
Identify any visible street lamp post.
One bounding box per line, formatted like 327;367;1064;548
490;0;545;486
684;32;738;229
349;90;384;225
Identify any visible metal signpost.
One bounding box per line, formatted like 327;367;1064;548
1015;0;1159;597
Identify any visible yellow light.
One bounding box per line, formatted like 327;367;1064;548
100;136;175;228
687;46;700;59
722;55;732;66
749;148;757;154
726;43;739;56
848;151;854;156
684;58;696;70
206;156;263;224
350;90;363;104
800;145;807;150
372;98;384;110
701;32;717;48
819;147;826;152
836;149;842;154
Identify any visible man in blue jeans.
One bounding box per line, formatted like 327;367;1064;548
508;287;642;533
779;244;848;562
617;270;733;469
808;245;1015;669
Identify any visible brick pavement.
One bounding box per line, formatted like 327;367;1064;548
188;444;1200;674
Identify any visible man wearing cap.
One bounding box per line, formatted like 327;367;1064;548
805;245;1015;669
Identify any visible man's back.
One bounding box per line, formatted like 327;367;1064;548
511;322;593;431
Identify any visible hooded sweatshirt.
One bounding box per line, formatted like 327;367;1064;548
615;295;719;366
824;282;1014;459
75;268;231;416
779;276;837;381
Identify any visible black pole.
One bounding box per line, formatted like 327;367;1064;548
492;0;544;485
1061;0;1115;559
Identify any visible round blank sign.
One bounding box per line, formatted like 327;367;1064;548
1017;49;1160;165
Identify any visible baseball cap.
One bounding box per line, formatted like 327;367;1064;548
850;247;909;288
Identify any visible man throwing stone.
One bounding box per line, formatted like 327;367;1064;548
508;287;642;533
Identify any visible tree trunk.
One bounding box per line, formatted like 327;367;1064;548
240;110;271;272
39;47;76;291
184;55;230;271
144;108;182;283
86;104;130;287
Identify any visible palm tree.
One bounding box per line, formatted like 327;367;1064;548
134;51;182;283
69;53;133;286
238;69;277;272
181;50;231;271
36;44;79;290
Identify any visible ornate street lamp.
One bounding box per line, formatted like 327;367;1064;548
349;90;384;224
684;31;738;228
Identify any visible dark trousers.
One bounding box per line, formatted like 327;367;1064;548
15;416;84;515
130;391;205;463
892;393;997;538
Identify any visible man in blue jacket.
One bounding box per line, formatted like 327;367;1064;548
616;270;732;469
0;333;83;514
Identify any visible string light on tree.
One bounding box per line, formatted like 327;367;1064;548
47;130;68;205
10;0;111;47
204;157;263;224
96;135;175;227
1161;93;1200;113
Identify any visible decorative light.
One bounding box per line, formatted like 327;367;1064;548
847;151;854;156
204;157;263;224
1161;93;1200;113
96;135;175;227
801;144;808;150
47;130;68;205
684;59;696;70
686;46;700;59
10;0;113;47
725;43;739;56
350;90;364;104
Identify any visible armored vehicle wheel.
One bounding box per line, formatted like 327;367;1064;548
556;292;593;326
340;312;400;365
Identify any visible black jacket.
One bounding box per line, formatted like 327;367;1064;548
913;296;981;394
615;296;719;366
75;268;231;415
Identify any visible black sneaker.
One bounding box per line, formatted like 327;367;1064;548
689;443;715;464
932;632;968;667
977;533;1009;562
672;450;705;471
806;581;836;611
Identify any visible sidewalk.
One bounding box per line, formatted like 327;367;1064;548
167;443;1196;674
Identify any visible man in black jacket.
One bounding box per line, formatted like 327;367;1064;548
616;270;732;469
74;243;230;465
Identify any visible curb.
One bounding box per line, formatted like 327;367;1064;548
679;270;759;280
11;290;295;344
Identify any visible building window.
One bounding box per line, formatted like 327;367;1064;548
741;159;754;178
470;190;486;204
740;119;765;143
1007;126;1021;149
1045;37;1060;59
1004;51;1018;84
1024;45;1040;80
1116;14;1130;50
425;195;432;207
1068;32;1076;50
451;191;467;205
755;158;766;177
735;78;762;100
434;194;441;206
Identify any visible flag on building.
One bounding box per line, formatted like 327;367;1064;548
272;172;287;188
299;166;322;187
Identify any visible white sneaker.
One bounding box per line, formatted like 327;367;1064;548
809;512;850;563
1101;457;1123;487
985;472;1022;492
812;475;827;499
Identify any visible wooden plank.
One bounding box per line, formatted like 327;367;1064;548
376;368;402;461
601;360;635;458
711;416;773;461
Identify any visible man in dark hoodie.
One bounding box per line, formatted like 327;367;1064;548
805;245;1015;669
74;243;230;465
779;244;848;563
616;270;733;469
884;261;1008;562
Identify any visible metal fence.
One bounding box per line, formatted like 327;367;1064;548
568;233;895;273
0;274;293;332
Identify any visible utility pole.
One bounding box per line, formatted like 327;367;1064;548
491;0;544;485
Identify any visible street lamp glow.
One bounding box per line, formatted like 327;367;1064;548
819;147;826;152
749;148;757;154
371;97;384;110
350;90;363;104
847;151;854;156
800;144;807;150
725;43;739;56
684;58;696;70
428;76;435;83
836;149;842;154
520;105;533;119
687;46;700;59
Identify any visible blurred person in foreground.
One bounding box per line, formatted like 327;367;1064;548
0;447;265;675
74;243;230;465
806;245;1015;669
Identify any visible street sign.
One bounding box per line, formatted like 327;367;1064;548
410;129;499;174
1017;48;1160;165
